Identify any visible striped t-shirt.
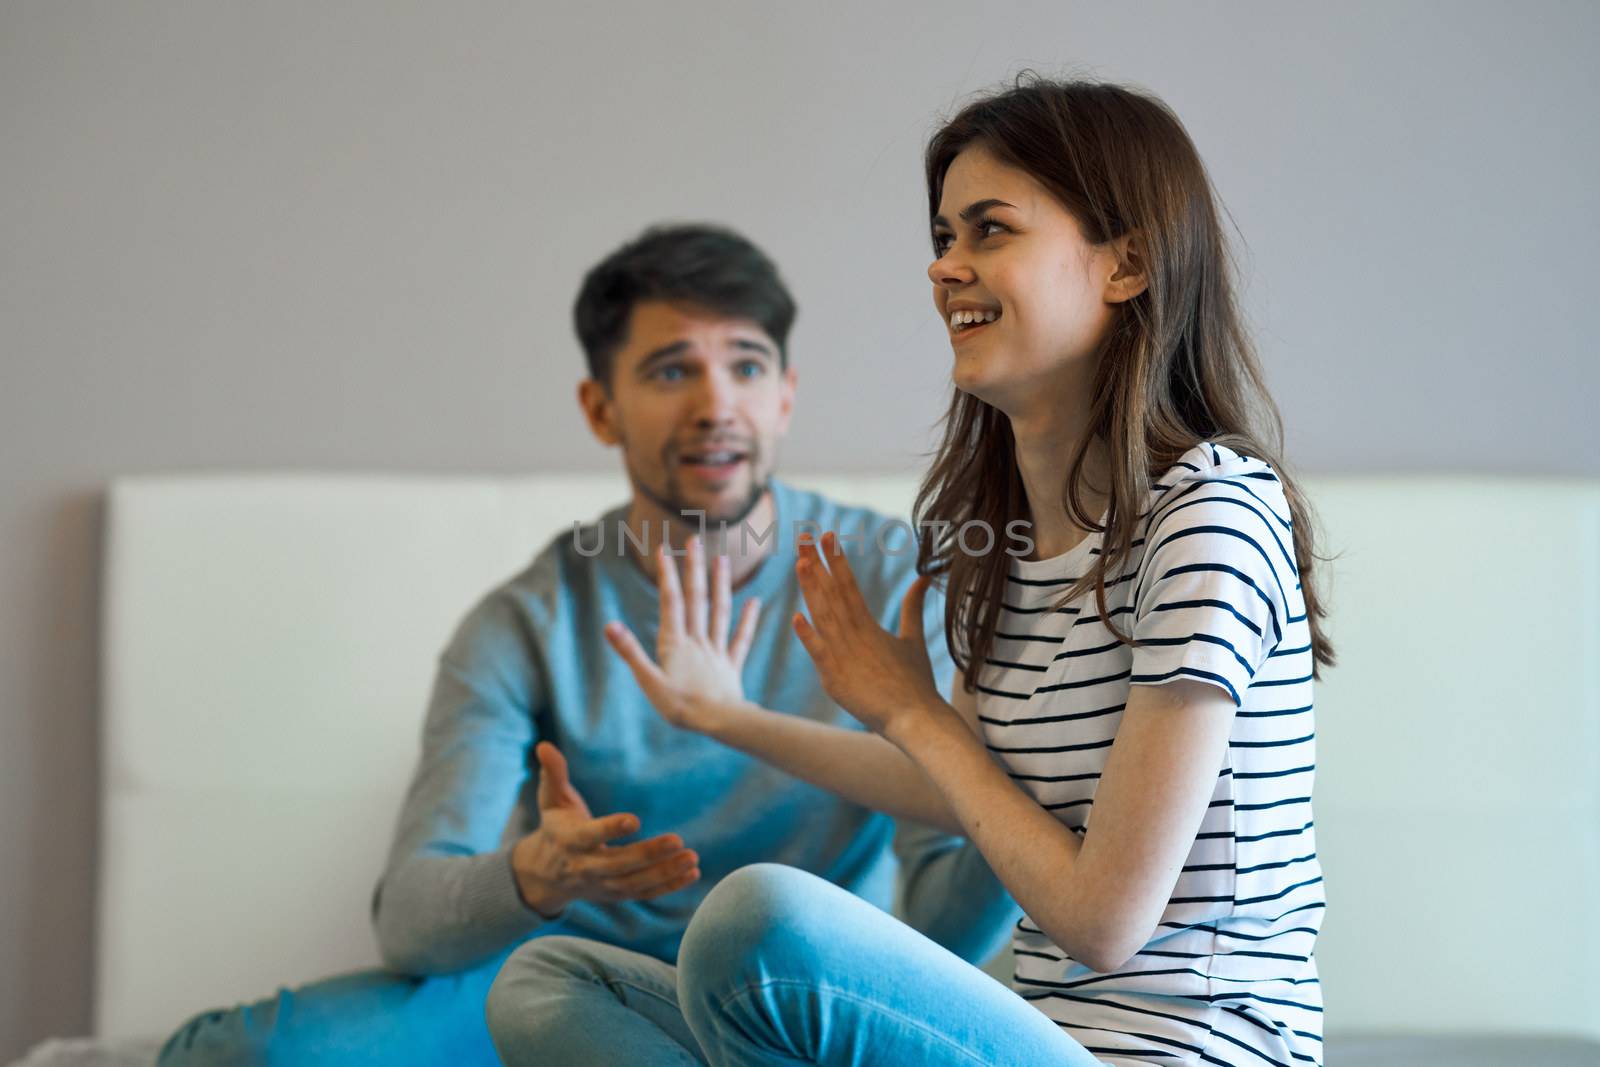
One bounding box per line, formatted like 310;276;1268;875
976;442;1324;1067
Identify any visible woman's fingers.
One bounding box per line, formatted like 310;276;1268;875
710;550;731;649
685;535;708;637
656;542;685;641
603;621;670;700
821;531;873;619
795;554;841;639
898;574;932;642
791;609;828;670
729;597;760;669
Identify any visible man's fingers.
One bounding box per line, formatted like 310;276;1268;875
686;535;709;637
564;811;642;851
601;852;701;900
710;551;732;649
535;742;572;811
729;597;760;669
898;574;932;643
579;834;691;879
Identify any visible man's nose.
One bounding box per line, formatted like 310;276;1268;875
690;369;739;427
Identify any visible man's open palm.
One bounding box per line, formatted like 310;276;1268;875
510;742;700;915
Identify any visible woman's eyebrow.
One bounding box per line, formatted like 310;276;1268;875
931;198;1017;229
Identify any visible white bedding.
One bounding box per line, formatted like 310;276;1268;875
14;1033;1600;1066
9;1037;159;1067
72;471;1600;1056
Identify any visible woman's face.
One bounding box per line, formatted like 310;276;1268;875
928;145;1139;417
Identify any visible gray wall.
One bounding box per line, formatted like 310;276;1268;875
2;0;1595;1056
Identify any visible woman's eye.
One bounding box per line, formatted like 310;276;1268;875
932;222;1004;256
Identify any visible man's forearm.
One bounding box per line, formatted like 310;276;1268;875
705;701;963;833
372;850;545;975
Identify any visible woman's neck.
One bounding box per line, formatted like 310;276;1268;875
1008;404;1109;561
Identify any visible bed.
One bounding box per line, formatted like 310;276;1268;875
11;471;1600;1065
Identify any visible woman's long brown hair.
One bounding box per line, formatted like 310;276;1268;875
915;74;1336;690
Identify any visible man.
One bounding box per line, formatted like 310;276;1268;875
159;223;1017;1065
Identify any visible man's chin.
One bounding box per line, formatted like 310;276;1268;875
690;484;767;526
678;474;769;526
633;467;769;529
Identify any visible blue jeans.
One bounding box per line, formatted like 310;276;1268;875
157;946;517;1066
488;864;1102;1066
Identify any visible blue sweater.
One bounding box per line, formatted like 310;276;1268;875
371;479;1019;974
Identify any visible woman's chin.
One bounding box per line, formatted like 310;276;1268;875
951;356;1005;404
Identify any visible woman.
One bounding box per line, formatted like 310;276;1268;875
606;74;1333;1067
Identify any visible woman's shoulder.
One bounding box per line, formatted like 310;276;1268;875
1146;441;1293;540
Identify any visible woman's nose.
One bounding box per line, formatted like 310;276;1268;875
927;249;975;287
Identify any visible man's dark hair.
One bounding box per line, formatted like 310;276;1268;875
573;223;797;384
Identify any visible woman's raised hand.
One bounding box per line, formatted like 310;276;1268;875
793;531;947;738
604;535;761;732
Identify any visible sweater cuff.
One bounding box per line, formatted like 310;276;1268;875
460;848;549;944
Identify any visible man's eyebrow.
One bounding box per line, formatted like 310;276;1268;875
730;337;775;358
634;336;775;374
635;340;690;375
931;198;1017;229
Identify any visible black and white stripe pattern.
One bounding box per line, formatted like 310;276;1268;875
980;442;1324;1067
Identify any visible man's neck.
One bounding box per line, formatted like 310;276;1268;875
620;489;778;590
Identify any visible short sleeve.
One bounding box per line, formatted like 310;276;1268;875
1130;479;1296;707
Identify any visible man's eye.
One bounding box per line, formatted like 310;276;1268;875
735;361;765;379
654;365;686;382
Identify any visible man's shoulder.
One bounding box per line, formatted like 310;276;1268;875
440;522;596;669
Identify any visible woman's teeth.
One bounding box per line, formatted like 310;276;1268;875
949;309;1000;331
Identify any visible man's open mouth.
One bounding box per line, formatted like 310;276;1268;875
681;449;746;465
679;448;750;476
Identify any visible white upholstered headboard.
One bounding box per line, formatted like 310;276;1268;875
97;472;1600;1042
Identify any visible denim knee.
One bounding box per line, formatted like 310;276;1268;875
678;863;829;1003
484;935;605;1048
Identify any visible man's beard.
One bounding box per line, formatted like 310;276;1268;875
629;445;771;529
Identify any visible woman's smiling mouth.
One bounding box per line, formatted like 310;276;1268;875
949;307;1001;341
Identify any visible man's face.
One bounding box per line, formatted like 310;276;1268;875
579;300;797;526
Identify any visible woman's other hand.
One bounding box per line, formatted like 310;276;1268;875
604;535;760;733
793;531;949;739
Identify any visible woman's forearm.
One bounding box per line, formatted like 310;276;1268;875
703;701;963;833
887;709;1118;970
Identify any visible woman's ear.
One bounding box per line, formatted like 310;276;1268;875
1104;231;1149;304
